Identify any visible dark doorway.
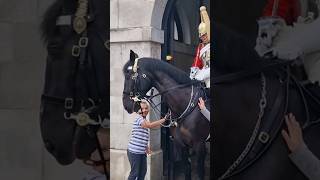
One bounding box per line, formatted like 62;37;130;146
161;0;210;179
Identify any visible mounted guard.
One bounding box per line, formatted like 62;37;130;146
190;6;210;88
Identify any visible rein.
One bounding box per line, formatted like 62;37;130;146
212;60;291;84
146;85;198;127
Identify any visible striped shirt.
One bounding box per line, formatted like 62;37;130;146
128;115;149;154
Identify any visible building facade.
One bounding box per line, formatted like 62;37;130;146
110;0;209;179
0;0;92;179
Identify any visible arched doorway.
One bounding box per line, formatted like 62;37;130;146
160;0;210;179
161;0;210;72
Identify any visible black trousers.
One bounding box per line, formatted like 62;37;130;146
127;150;147;180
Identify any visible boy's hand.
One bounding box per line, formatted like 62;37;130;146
145;146;152;155
281;113;305;152
198;97;206;110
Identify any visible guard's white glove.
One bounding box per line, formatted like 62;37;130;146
255;17;286;58
195;68;210;81
190;67;199;79
271;16;320;60
272;44;303;60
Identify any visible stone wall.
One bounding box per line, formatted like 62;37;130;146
0;0;91;179
110;0;167;179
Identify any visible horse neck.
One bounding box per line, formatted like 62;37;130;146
151;71;191;114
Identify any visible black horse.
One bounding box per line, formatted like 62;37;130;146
39;0;109;174
122;51;210;180
213;22;320;180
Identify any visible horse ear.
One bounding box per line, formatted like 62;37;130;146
130;50;139;62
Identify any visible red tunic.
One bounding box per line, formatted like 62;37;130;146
262;0;301;25
191;44;204;69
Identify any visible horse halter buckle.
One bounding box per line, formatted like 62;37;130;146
79;37;88;47
258;131;270;143
72;45;81;57
65;98;74;109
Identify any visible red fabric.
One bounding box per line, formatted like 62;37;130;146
192;44;203;69
262;0;300;24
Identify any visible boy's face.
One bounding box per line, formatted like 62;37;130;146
140;103;149;118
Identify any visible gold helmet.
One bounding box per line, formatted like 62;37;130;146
198;6;210;41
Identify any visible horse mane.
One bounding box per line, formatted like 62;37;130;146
41;0;77;43
123;58;191;84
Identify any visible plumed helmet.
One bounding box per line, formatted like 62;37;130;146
198;6;210;40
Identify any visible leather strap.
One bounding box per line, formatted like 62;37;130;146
213;61;291;84
222;67;290;179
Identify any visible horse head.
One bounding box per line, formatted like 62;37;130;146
122;50;153;114
40;0;108;165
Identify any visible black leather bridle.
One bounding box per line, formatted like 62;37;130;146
122;58;203;124
42;0;109;179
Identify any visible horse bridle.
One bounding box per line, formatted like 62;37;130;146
123;58;203;126
122;58;151;102
53;0;109;178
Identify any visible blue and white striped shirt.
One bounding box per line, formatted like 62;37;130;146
128;115;149;154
